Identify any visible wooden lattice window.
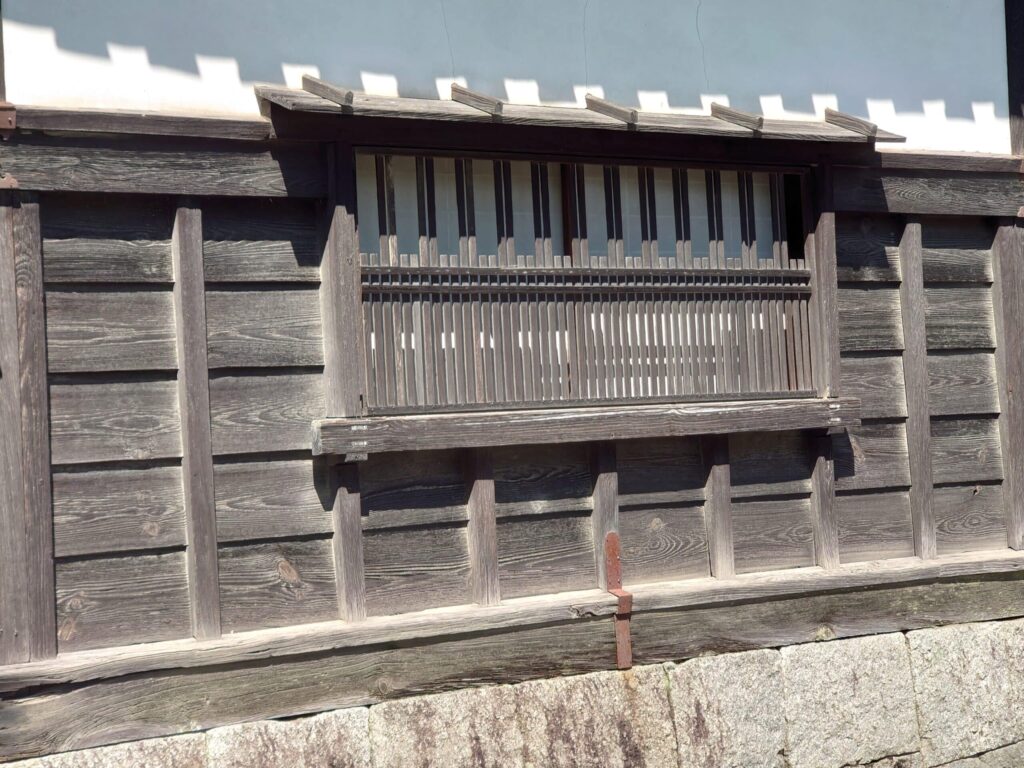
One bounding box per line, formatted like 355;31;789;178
355;153;815;413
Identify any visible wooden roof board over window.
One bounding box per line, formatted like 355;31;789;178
255;84;905;144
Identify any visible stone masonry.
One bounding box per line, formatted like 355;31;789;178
10;618;1024;768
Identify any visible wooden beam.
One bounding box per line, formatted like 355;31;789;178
992;219;1024;549
584;94;638;125
1006;0;1024;154
301;75;355;112
710;102;763;131
331;462;367;620
898;218;936;560
15;107;272;141
450;84;503;117
591;443;618;589
824;108;878;138
171;202;221;640
314;397;862;456
809;433;839;569
465;449;500;605
702;435;734;579
833;168;1024;216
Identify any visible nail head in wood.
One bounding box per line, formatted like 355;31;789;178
584;94;638;125
450;84;503;117
710;102;764;131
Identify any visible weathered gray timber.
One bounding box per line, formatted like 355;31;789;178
451;84;504;117
590;443;618;589
702;435;734;578
834;168;1024;216
17;106;272;140
466;450;500;605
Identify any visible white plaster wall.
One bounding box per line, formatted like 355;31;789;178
2;0;1011;153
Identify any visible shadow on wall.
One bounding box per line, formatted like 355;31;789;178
1;0;1011;146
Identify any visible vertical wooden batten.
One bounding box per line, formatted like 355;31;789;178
465;449;499;605
993;218;1024;549
702;435;734;578
591;442;618;589
171;201;221;640
1006;0;1024;155
321;143;368;619
898;217;936;560
0;193;56;662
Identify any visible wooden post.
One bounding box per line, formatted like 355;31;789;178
702;435;734;578
809;433;840;568
1006;0;1024;155
992;219;1024;549
591;442;618;589
898;218;936;560
0;193;56;662
321;142;368;619
171;201;221;640
465;449;500;605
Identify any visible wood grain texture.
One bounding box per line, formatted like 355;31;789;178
619;503;709;585
17;107;272;141
837;285;904;352
992;220;1024;549
835;213;901;282
497;513;596;598
702;434;734;578
840;354;907;419
0;136;326;198
617;437;705;507
56;552;190;653
809;432;839;569
466;450;500;605
899;219;936;558
209;372;324;455
590;443;617;589
836;490;915;563
45;290;177;372
52;467;186;557
812;201;842;396
361;449;467;528
364;524;471;615
927;352;999;416
1007;0;1024;155
494;443;594;518
729;431;811;499
315;398;862;456
218;539;338;633
49;380;182;464
833;168;1024;216
732;496;814;575
833;421;911;492
924;286;995;350
172;203;221;640
202;197;320;282
205;289;323;368
214;459;331;543
332;462;367;621
931;417;1004;484
920;217;994;282
41;194;174;283
935;484;1008;556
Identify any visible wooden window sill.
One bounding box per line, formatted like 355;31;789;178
312;396;861;458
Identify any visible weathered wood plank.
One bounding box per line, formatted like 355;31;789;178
809;433;839;569
992;220;1024;549
935;484;1008;556
836;490;915;563
833;421;911;492
590;442;617;589
205;290;323;368
332;461;367;621
361;449;466;528
928;352;999;416
931;417;1004;484
837;285;904;352
619;503;709;585
56;552;190;653
214;459;330;543
172;203;220;640
53;467;186;557
45;290;177;372
49;380;182;464
920;217;994;282
924;286;995;350
17;106;272;141
466;450;500;605
835;213;901;282
0;137;326;198
209;372;323;455
218;539;338;633
732;496;814;574
840;354;907;419
497;513;596;598
702;434;734;578
202;198;320;282
729;431;811;499
833;167;1024;216
41;194;174;283
314;397;861;456
496;443;593;520
617;437;705;507
364;525;471;615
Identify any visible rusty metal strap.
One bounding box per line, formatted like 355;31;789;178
604;532;633;670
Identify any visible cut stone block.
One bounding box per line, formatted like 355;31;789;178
6;734;207;768
941;740;1024;767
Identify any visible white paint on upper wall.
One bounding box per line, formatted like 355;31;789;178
2;0;1011;153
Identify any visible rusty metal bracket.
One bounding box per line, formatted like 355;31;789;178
0;102;16;139
604;531;633;670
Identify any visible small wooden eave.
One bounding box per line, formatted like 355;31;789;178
256;83;905;144
14;105;273;141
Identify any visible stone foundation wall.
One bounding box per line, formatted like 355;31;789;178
11;618;1024;768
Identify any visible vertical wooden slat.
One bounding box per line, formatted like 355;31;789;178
171;201;221;640
322;144;368;616
899;217;936;560
993;218;1024;549
466;449;500;605
809;432;840;568
591;442;618;589
702;434;734;578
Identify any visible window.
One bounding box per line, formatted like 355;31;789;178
356;152;814;413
